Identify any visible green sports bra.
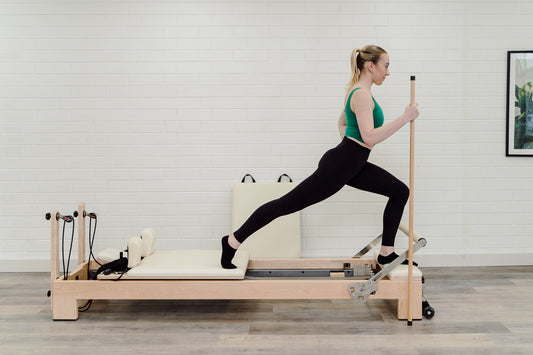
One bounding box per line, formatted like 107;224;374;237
344;88;384;143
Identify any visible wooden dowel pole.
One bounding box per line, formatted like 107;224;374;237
408;75;416;326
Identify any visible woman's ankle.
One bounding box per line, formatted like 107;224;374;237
228;233;241;249
380;245;394;256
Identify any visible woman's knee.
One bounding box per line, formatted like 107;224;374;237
397;183;410;203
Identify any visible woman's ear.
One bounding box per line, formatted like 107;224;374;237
366;61;374;72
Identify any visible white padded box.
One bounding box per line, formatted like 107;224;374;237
123;250;250;280
232;180;301;259
387;265;422;280
374;252;422;280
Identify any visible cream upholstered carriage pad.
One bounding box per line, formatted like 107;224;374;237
100;250;250;280
97;228;250;280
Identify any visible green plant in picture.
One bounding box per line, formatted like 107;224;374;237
515;81;533;149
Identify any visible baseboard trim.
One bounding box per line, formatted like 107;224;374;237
0;259;80;273
413;253;533;267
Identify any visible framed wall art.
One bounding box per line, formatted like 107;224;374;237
507;50;533;156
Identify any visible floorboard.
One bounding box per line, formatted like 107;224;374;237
1;266;533;354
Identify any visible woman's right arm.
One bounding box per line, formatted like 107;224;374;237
352;89;419;148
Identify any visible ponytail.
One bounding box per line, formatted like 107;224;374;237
348;48;361;88
346;45;387;91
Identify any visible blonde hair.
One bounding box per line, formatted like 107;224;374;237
347;45;387;90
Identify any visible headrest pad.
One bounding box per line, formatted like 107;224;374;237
127;237;143;268
140;228;155;257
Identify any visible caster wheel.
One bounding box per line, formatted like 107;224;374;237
422;300;435;319
424;306;435;319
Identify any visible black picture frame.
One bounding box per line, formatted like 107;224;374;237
506;50;533;156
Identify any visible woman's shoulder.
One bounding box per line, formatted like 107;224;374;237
346;87;374;111
345;87;368;105
348;87;372;102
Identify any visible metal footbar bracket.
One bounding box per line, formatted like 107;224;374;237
353;263;374;278
348;237;427;302
352;234;382;258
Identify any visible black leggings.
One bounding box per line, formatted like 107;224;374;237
233;137;409;247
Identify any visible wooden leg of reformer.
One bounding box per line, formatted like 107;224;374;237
52;285;79;320
398;279;422;320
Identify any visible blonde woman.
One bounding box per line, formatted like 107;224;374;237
221;45;420;269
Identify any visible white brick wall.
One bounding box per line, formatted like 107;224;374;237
1;0;533;271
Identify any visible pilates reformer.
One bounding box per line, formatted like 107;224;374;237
47;77;434;323
46;202;434;322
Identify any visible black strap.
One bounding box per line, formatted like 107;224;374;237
241;174;256;183
277;174;293;182
93;256;129;280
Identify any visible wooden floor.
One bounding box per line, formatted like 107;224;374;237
1;266;533;354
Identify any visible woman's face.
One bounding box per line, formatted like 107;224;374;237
369;53;390;85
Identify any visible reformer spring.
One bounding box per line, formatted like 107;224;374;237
75;210;101;268
88;212;101;267
74;210;98;312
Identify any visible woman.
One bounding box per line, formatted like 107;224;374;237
221;45;420;269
